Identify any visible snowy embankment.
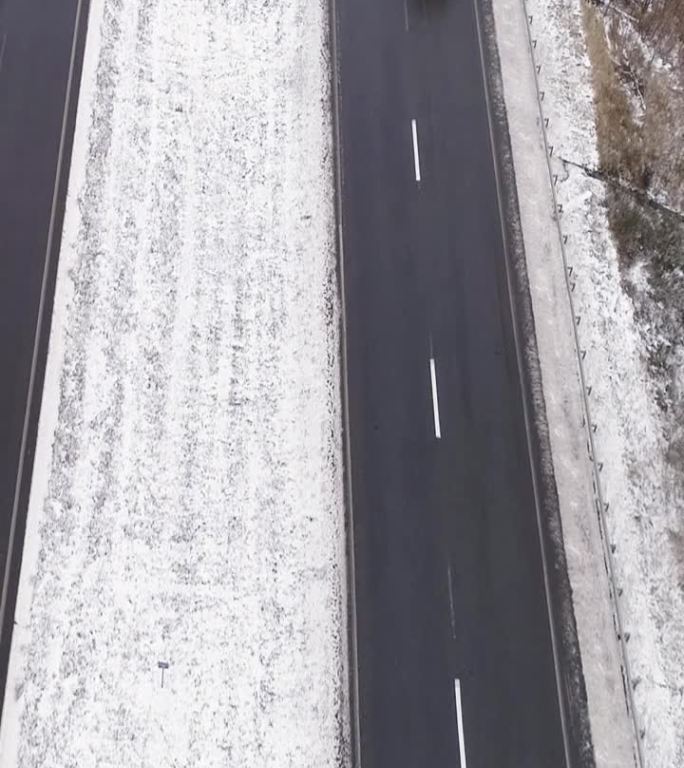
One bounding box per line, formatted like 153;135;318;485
493;0;683;766
0;1;348;766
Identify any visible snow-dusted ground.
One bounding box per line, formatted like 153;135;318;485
0;0;349;766
492;0;683;766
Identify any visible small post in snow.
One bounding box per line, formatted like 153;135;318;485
158;661;169;688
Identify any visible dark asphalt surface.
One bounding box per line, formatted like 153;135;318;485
334;0;569;765
0;0;88;714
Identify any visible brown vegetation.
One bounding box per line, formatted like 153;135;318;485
582;0;684;500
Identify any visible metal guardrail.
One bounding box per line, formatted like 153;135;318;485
517;2;645;765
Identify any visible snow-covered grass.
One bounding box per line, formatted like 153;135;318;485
0;0;349;766
493;0;684;765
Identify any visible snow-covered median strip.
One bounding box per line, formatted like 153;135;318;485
0;0;348;766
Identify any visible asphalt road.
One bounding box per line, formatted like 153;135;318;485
0;0;88;713
333;0;570;765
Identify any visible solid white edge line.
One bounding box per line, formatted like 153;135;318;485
0;0;87;655
454;678;468;768
469;0;572;766
411;118;421;182
429;357;441;439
